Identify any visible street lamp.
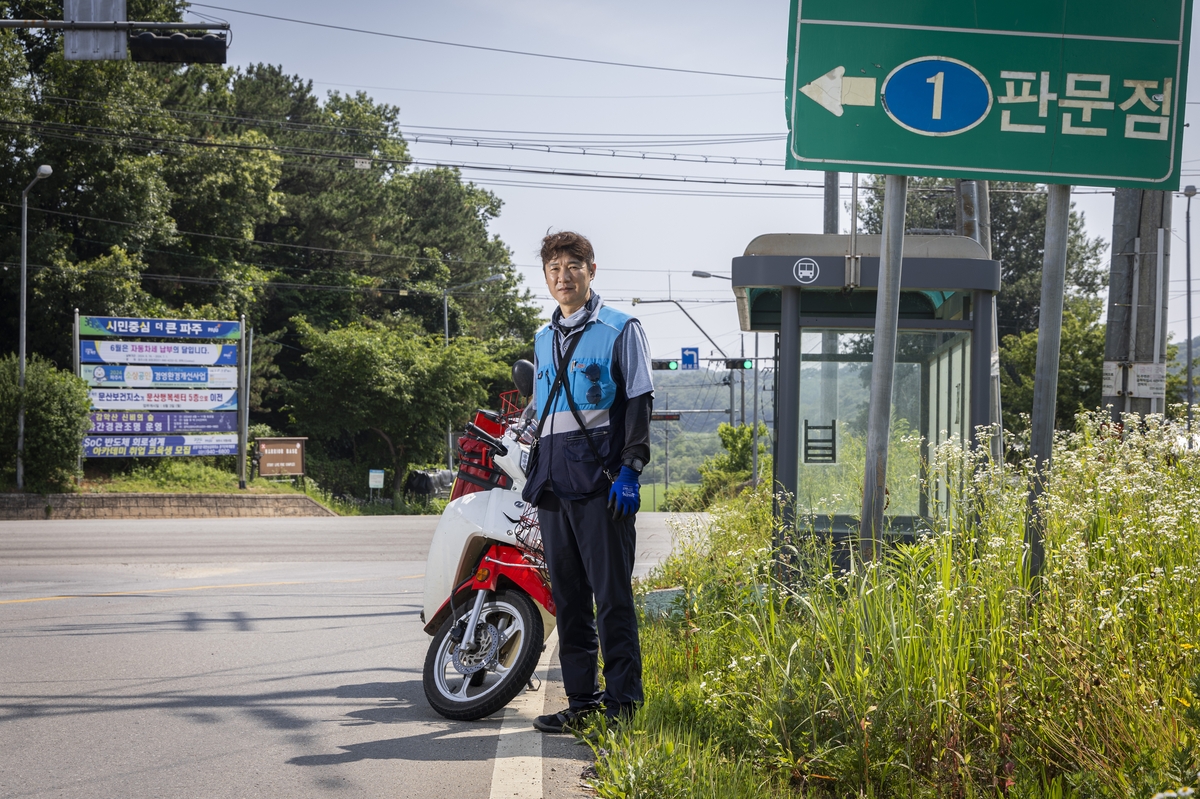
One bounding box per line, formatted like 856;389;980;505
442;274;504;467
691;270;731;280
17;164;52;491
1186;185;1196;446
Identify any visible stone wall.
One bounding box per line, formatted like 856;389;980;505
0;493;335;521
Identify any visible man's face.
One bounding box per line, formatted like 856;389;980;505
543;251;595;314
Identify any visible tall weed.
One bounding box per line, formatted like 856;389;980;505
601;411;1200;798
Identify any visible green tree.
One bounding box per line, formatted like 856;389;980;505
0;353;91;492
671;422;770;510
999;297;1106;432
858;176;1106;337
285;315;505;503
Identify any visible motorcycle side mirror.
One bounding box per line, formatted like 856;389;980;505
511;359;535;397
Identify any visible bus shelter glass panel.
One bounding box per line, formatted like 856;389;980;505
795;328;971;531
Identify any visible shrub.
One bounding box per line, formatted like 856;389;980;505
0;354;91;492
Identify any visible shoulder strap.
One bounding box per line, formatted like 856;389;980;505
533;330;583;439
561;372;616;483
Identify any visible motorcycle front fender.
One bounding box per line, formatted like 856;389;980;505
420;487;536;630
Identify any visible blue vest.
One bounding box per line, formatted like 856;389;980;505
522;305;633;504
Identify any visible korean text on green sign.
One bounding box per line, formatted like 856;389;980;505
786;0;1192;189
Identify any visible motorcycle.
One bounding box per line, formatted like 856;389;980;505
420;360;555;721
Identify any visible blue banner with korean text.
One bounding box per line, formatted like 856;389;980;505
87;412;238;435
83;435;240;458
80;316;241;340
89;389;237;412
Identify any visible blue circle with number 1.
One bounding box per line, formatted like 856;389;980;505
882;56;992;137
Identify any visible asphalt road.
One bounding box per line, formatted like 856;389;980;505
0;512;685;799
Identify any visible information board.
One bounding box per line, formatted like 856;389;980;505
76;313;249;474
257;438;307;476
785;0;1192;188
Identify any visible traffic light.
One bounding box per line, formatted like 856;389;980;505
651;359;679;371
725;359;754;369
129;31;227;63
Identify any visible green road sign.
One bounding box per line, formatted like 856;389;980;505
785;0;1193;189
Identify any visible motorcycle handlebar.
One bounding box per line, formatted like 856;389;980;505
464;422;508;455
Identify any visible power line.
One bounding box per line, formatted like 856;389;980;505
189;4;785;82
0;117;815;188
310;80;778;100
43;95;784;145
38;97;788;163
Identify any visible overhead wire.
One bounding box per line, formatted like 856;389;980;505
188;4;785;83
309;81;779;100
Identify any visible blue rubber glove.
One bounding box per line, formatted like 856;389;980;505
608;465;641;521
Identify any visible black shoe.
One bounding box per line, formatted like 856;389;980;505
532;705;600;734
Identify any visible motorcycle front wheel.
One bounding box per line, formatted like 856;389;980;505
423;589;544;721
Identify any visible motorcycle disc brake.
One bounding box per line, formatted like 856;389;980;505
452;622;500;675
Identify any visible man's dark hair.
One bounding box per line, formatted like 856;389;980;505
540;231;595;267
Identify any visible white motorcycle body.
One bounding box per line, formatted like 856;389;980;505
421;481;556;644
419;423;559;720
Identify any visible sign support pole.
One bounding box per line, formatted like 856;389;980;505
1025;183;1071;581
859;174;908;561
238;313;247;489
244;327;254;481
74;308;82;482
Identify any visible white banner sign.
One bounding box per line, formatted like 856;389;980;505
83;365;238;388
89;389;238;411
81;340;238;366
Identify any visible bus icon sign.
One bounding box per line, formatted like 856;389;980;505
793;258;819;284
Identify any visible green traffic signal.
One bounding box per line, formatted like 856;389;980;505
725;358;754;369
652;359;679;370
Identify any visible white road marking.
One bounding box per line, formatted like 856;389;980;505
489;628;558;799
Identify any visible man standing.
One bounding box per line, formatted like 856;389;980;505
523;231;653;732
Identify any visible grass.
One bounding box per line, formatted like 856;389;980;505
589;411;1200;798
642;481;700;512
76;459;444;515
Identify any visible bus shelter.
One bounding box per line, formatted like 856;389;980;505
732;234;1000;536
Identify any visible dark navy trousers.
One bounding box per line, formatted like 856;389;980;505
538;490;643;714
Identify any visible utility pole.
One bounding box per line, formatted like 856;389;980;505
663;390;670;496
728;373;735;428
1102;190;1173;420
740;336;746;426
17;164;52;491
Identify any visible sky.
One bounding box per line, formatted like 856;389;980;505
184;0;1200;364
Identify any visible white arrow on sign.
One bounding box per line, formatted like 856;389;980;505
799;66;877;117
